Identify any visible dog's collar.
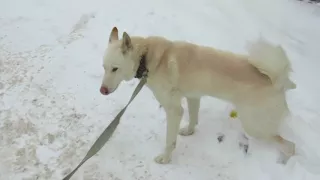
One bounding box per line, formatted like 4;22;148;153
135;54;148;79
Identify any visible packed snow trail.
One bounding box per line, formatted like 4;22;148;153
1;0;320;179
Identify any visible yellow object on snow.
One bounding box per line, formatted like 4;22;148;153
229;110;238;118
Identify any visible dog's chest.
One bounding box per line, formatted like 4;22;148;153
145;77;181;100
146;79;170;93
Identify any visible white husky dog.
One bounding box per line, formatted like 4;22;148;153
100;27;296;164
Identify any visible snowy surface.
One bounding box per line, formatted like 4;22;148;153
1;0;320;179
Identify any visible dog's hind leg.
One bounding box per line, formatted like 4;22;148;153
236;95;295;161
240;113;295;162
273;135;295;163
154;95;184;164
179;98;200;136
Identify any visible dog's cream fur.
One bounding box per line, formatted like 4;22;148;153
101;27;296;164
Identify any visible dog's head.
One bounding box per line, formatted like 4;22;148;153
100;27;141;95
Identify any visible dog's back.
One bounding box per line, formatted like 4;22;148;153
143;36;295;103
144;37;279;101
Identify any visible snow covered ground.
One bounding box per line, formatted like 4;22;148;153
1;0;320;179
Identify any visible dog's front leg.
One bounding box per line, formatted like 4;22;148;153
154;101;183;164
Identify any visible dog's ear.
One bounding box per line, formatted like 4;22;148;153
121;32;132;53
109;26;119;43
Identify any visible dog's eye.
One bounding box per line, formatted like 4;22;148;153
111;67;118;72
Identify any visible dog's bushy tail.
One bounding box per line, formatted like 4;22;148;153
246;38;296;90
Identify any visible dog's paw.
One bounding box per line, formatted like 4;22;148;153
277;152;292;165
284;142;296;157
179;127;195;136
154;153;171;164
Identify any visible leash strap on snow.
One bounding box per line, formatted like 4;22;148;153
62;76;147;180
